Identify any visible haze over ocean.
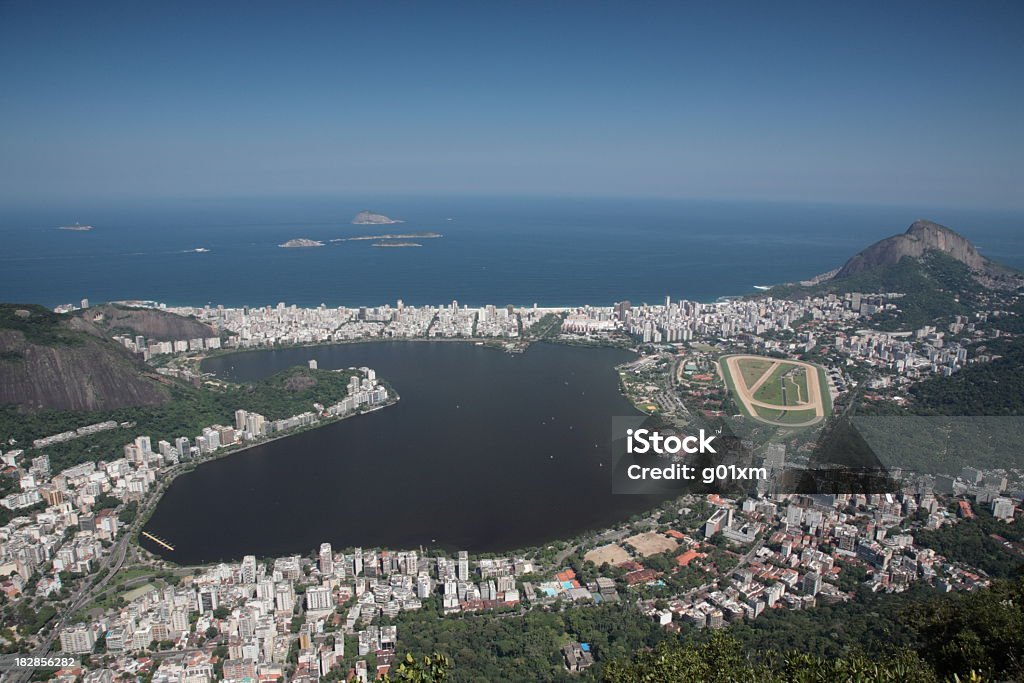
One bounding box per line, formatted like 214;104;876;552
4;4;1021;309
3;3;1022;210
1;197;1021;309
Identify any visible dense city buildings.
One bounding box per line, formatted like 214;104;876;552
160;301;553;350
0;289;1018;680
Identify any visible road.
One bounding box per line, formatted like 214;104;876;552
738;538;765;566
664;356;694;421
1;537;129;683
551;519;654;569
2;470;173;683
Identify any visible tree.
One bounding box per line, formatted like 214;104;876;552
602;632;938;683
383;653;451;682
910;577;1024;681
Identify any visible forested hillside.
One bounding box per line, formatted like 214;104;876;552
0;304;170;412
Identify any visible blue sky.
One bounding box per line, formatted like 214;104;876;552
1;0;1022;208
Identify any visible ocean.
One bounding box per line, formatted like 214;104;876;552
1;196;1021;308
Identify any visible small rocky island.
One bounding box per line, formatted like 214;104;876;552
278;238;324;248
343;231;442;241
353;210;403;225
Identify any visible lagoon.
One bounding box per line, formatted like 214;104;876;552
140;341;665;564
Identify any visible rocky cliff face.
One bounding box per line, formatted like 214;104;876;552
0;305;170;412
834;220;990;279
80;304;217;341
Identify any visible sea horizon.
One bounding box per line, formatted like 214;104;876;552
2;195;1022;310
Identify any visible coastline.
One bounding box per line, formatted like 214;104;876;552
182;334;636;385
135;398;399;558
138;338;657;567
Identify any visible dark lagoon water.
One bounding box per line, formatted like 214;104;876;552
141;341;666;564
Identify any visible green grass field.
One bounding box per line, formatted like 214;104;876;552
775;367;809;405
775;407;819;424
817;366;833;415
753;405;818;424
738;358;776;389
122;583;157;602
751;363;812;408
790;368;809;403
752;363;791;405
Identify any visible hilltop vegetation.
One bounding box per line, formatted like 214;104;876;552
769;220;1020;331
603;633;937;682
907;335;1024;415
0;304;86;346
915;506;1024;578
77;304;218;341
390;601;665;682
851;335;1024;414
389;578;1024;682
818;335;1024;476
771;252;988;330
0;365;367;472
0;304;170;412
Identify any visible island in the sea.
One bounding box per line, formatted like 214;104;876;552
343;231;442;241
58;222;94;231
372;241;421;248
352;210;403;225
279;238;324;248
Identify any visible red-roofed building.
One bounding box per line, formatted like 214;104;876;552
625;569;660;585
675;549;706;567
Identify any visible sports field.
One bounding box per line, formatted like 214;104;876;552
719;354;830;427
584;543;631;566
624;532;679;557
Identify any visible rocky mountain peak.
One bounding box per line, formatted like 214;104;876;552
834;219;988;279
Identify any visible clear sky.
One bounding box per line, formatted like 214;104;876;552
1;0;1022;208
